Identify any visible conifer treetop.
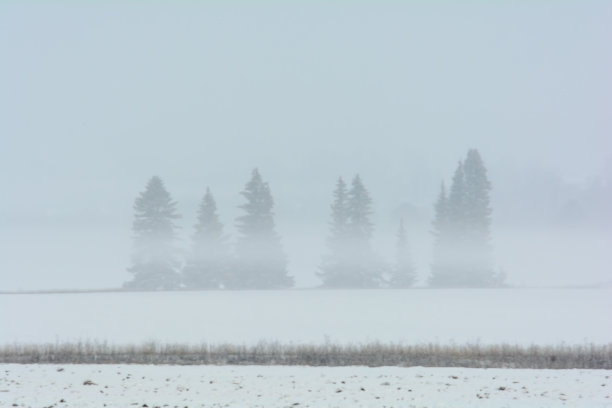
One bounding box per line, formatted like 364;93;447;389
447;161;466;232
132;176;180;239
126;175;181;290
194;187;224;239
463;149;492;233
347;174;374;241
329;177;349;242
236;168;277;238
432;181;448;237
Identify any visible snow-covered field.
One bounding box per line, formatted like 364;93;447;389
2;289;610;407
1;288;611;345
2;364;611;408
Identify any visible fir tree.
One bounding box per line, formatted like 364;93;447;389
328;177;349;248
318;177;350;287
429;150;499;287
124;176;181;290
182;188;229;289
319;175;384;288
463;149;492;242
346;174;374;243
233;168;293;289
389;218;416;288
447;161;467;239
431;182;449;241
430;162;467;286
345;175;385;288
462;148;495;285
430;182;452;286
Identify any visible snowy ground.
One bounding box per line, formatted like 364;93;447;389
1;288;611;345
1;364;611;408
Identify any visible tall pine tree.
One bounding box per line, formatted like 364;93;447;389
182;188;230;289
233;169;293;289
346;175;374;244
319;175;384;288
125;176;181;290
429;150;498;287
430;162;467;286
431;182;449;240
462;149;494;285
318;177;350;287
430;182;451;286
328;177;349;249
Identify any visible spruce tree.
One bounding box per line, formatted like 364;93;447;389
431;182;449;241
328;177;349;248
432;161;468;286
233;168;293;289
182;188;229;289
430;182;452;286
346;175;374;244
462;149;495;285
447;161;467;239
345;175;385;288
429;150;498;287
124;176;181;290
319;175;383;288
463;149;492;241
389;218;416;288
318;177;350;287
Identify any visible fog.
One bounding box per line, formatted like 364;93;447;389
1;1;610;290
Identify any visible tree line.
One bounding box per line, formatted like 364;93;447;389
124;149;503;290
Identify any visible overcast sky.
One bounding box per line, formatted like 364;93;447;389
1;1;610;290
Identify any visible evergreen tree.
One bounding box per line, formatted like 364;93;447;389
182;188;230;289
233;168;293;289
318;177;350;287
447;161;467;239
346;175;374;243
389;218;416;288
124;176;181;290
429;150;499;287
462;149;495;285
328;177;349;249
430;182;452;286
463;149;492;241
345;175;385;287
431;182;449;241
319;175;384;288
430;162;467;286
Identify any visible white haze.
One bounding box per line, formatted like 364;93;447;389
1;1;611;290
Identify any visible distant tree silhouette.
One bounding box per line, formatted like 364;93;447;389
124;176;181;290
319;175;385;288
328;177;350;252
318;177;350;287
430;181;451;284
232;168;293;289
430;149;500;287
182;187;230;289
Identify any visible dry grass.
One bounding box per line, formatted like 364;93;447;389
1;341;610;369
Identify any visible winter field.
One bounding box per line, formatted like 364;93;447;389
2;364;611;408
1;288;611;346
2;288;611;407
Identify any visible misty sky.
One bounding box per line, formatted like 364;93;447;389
1;1;611;290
